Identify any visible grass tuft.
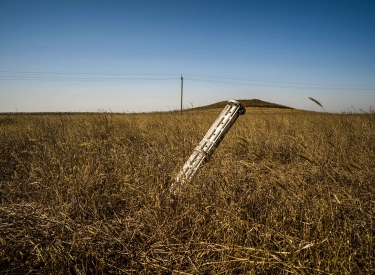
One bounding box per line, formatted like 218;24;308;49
308;97;323;108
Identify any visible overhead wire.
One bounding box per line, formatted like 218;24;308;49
0;70;178;76
0;76;177;81
0;70;374;90
184;77;375;91
0;71;179;81
184;74;374;87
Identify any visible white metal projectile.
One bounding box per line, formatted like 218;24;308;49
171;99;246;193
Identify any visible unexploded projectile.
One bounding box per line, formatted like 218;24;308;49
171;100;246;194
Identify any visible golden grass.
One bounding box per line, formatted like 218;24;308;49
0;108;374;274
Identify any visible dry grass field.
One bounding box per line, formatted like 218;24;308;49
1;106;375;274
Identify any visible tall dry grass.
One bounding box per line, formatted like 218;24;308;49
0;108;374;274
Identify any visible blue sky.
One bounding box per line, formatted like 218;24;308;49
0;0;374;112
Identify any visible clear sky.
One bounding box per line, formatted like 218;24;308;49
1;0;374;112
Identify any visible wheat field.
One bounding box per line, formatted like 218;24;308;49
1;107;374;274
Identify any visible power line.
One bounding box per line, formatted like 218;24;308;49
0;70;178;76
185;77;375;91
0;70;374;90
184;74;374;88
0;76;177;81
0;71;180;81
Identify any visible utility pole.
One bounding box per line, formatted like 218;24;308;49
180;74;183;114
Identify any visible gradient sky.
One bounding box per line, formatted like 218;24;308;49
1;0;374;112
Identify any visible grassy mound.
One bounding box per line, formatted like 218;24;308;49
191;99;292;110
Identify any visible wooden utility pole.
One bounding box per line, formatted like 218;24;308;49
180;74;183;114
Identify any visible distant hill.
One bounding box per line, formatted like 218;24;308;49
191;99;292;110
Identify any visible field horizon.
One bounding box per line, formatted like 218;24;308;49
1;99;293;115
